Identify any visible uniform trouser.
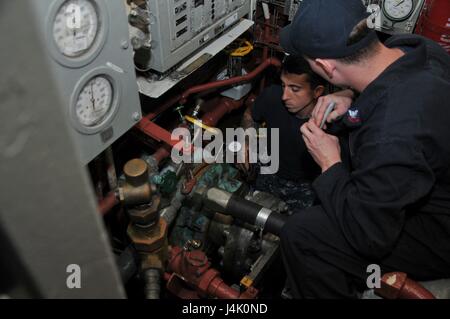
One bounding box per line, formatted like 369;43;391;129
280;205;450;299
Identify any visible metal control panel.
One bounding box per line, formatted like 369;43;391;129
30;0;142;164
131;0;251;73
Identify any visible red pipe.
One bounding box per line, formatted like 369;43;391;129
202;97;244;127
98;191;119;216
145;94;182;122
152;146;172;165
208;277;241;299
179;58;281;104
139;97;245;164
375;272;436;299
137;118;186;150
166;246;257;299
137;58;280;165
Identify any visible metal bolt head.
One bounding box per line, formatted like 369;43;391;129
121;40;130;50
133;112;141;122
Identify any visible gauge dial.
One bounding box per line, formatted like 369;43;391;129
53;0;100;57
75;76;113;127
382;0;414;21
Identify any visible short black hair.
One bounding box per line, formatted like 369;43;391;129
282;55;327;89
338;20;380;64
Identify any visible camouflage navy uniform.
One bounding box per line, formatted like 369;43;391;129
254;172;316;214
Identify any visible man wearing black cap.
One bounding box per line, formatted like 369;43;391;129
279;0;450;298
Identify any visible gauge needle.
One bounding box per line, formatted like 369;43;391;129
72;13;77;37
395;0;405;7
90;82;96;111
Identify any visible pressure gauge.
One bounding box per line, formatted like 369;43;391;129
382;0;415;21
75;76;113;127
53;0;99;57
47;0;108;67
70;68;120;134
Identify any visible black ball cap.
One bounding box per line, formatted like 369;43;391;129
280;0;378;59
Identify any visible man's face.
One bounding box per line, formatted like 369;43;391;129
281;73;317;117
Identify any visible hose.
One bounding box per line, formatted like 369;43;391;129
205;188;287;235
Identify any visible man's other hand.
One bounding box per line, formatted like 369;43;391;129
301;120;342;173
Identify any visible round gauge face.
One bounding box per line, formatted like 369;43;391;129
75;76;113;127
382;0;414;21
53;0;99;58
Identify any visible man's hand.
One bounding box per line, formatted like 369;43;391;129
311;90;354;128
301;120;342;173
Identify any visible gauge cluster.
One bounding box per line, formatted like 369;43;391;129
31;0;142;164
364;0;425;34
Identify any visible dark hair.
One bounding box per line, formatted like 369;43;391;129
338;20;380;64
282;55;327;89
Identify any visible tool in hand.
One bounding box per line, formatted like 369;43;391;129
320;102;336;129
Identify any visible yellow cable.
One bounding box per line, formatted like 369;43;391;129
185;115;221;135
230;41;254;57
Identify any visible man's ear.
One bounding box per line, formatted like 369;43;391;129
315;58;335;79
314;85;325;99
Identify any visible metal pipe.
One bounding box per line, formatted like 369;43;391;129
202;97;244;127
98;191;119;216
179;58;281;104
137;59;280;164
105;146;118;190
145;94;182;121
376;272;436;299
139;97;245;164
160;180;186;227
136;118;189;150
143;269;161;299
117;245;139;284
207;277;240;299
152;146;171;165
140;57;279;123
166;246;257;299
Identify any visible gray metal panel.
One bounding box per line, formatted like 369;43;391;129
31;0;142;164
0;0;125;298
